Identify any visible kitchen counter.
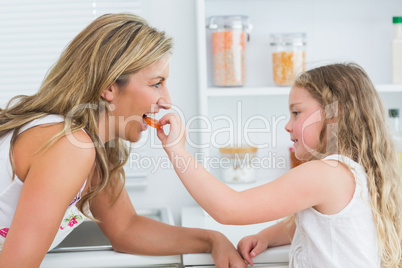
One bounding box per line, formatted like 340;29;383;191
181;206;290;266
41;206;181;268
40;206;289;267
42;250;181;268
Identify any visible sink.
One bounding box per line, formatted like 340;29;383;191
49;207;172;253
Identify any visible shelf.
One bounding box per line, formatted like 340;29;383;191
376;84;402;93
205;84;402;97
206;86;290;97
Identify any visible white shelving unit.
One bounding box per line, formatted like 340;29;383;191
195;0;402;188
206;84;402;97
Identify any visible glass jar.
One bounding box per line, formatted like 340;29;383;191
270;33;306;86
207;15;252;87
392;16;402;84
388;109;402;175
219;146;257;183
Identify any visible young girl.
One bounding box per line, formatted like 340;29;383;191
0;13;247;268
158;63;402;267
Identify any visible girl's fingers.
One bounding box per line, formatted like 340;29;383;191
155;113;186;149
159;113;179;126
156;127;167;141
250;241;267;257
237;243;254;266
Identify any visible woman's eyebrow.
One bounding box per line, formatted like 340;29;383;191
150;75;167;81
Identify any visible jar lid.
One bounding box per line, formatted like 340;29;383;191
207;15;252;31
393;17;402;24
270;32;306;46
219;146;258;154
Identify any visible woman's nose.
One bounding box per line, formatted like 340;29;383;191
158;90;172;110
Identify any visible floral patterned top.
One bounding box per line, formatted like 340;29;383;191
0;115;88;251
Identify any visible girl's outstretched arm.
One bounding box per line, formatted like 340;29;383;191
157;113;240;223
157;113;355;225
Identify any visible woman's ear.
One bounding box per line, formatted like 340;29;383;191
101;83;118;102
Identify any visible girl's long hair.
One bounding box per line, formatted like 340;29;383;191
0;13;173;217
294;62;402;267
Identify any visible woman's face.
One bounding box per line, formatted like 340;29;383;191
104;56;171;142
285;86;324;160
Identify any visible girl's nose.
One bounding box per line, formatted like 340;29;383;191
285;119;292;133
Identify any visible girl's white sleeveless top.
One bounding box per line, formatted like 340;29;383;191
289;154;380;267
0;115;87;251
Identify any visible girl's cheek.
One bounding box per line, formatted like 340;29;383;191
293;120;303;138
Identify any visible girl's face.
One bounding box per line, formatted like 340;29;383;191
285;86;324;160
103;56;171;142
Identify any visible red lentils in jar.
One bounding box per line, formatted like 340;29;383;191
207;16;252;87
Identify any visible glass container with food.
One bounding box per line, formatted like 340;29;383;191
219;146;258;183
207;15;252;87
270;33;306;86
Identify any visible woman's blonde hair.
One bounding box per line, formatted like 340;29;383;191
0;13;173;217
294;62;402;267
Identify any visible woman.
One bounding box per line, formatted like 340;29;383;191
0;13;246;268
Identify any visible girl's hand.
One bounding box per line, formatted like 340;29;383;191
157;113;187;152
211;232;247;268
237;234;269;266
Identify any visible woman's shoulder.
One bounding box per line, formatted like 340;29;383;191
14;122;95;182
17;121;94;152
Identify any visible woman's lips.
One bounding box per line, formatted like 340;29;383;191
141;114;149;131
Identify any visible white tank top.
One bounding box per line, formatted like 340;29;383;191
0;115;88;251
289;154;380;267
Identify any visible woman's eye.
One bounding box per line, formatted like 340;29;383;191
292;111;300;117
152;82;162;88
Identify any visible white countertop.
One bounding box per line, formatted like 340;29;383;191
42;250;181;268
40;205;289;267
41;206;181;268
181;206;290;266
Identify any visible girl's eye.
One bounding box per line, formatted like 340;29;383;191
292;111;300;117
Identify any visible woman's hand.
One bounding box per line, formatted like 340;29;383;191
237;234;269;266
210;232;247;268
157;113;187;153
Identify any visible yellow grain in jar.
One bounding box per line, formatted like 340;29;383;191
270;33;306;86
